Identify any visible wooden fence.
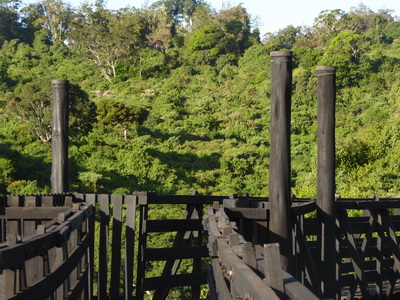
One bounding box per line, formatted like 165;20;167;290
3;193;400;299
71;191;227;300
0;194;94;300
204;201;318;300
291;196;400;299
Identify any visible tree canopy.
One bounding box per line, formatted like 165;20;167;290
0;1;400;200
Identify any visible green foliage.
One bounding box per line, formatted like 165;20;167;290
6;78;95;142
0;156;14;192
0;0;399;209
2;2;400;298
186;25;225;65
7;179;50;194
0;2;24;46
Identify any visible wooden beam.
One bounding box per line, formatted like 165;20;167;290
316;66;337;299
3;207;70;219
269;51;293;271
146;219;203;232
51;79;69;193
143;272;207;291
144;246;209;261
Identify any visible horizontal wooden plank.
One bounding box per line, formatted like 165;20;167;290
143;245;209;261
216;238;280;300
291;201;317;216
56;206;94;244
142;272;207;290
146;219;203;232
342;219;400;233
335;199;400;209
339;243;396;258
282;270;319;300
0;231;59;269
143;194;227;205
224;207;268;220
8;234;90;300
303;218;318;235
340;257;394;273
0;207;71;219
210;258;232;300
340;268;395;287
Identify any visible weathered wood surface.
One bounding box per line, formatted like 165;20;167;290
292;195;400;299
3;193;400;299
137;192;208;300
269;51;293;270
51;79;69;194
204;206;319;300
0;201;94;300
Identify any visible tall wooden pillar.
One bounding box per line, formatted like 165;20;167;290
316;66;337;299
269;51;293;271
51;79;69;193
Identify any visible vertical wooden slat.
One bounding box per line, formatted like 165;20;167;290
192;199;203;299
6;196;20;259
87;205;95;300
264;243;284;295
74;193;85;202
335;211;342;299
136;192;149;300
70;226;79;290
7;195;20;207
42;195;54;207
50;242;66;299
376;210;384;296
192;191;203;299
98;194;110;299
381;209;400;296
110;195;123;298
340;210;370;298
243;242;257;269
85;194;97;206
4;268;17;299
42;195;58;299
293;216;320;295
63;243;71;298
0;272;4;300
23;196;38;288
125;195;137;300
64;195;73;207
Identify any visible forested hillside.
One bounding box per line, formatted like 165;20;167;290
1;0;400;198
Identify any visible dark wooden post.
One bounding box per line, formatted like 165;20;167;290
51;79;69;193
269;51;292;271
316;66;337;299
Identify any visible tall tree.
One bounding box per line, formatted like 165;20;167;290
21;0;74;44
0;0;23;46
6;79;95;142
145;7;173;55
70;4;142;82
150;0;204;32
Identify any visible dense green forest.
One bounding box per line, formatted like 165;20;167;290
1;0;400;198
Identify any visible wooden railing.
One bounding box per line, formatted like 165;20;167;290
0;194;94;300
71;191;227;299
291;196;400;299
3;193;400;299
204;201;318;300
335;196;400;299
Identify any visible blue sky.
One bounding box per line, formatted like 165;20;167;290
24;0;400;35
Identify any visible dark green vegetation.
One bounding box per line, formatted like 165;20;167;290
1;0;400;198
